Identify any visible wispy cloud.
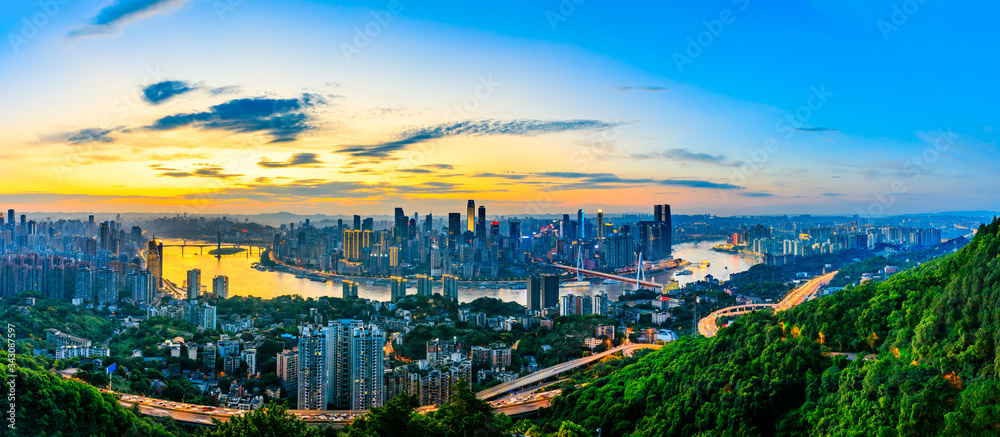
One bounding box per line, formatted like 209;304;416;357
632;148;743;167
794;127;839;132
67;0;192;39
147;94;324;142
739;192;774;197
157;166;243;179
143;80;196;104
610;85;668;93
474;171;742;190
257;153;324;168
339;119;620;158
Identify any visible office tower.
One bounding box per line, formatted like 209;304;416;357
130;226;142;242
362;217;373;232
394;207;407;243
408;218;417;242
277;349;298;396
6;210;13;227
297;325;328;410
476;206;486;241
541;274;559;309
416;275;432;296
578;209;585;240
448;213;461;249
342;280;359;299
390;277;406;302
349;325;385;410
147;239;163;288
326;319;364;409
213;275;229;299
597;209;605;240
343;229;372;261
423;213;433;233
96;268;118;304
19;215;26;230
509;221;521;254
186;269;201;300
99;223;110;251
466;200;475;232
526;275;541;311
353;215;361;230
442;274;459;301
562;214;571;240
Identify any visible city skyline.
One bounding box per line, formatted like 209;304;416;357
2;1;998;216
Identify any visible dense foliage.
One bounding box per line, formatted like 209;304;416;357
542;220;1000;436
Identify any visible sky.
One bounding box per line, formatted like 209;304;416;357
1;0;998;217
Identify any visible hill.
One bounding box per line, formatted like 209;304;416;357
540;219;1000;436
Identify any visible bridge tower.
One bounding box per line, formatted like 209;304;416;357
635;251;645;291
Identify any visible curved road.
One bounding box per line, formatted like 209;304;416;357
698;271;838;337
476;343;662;400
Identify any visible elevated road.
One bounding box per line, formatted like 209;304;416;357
698;271;838;337
476;343;662;400
548;264;664;289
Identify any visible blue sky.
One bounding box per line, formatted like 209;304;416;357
0;0;997;216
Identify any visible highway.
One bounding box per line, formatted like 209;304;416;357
476;343;662;400
698;271;838;337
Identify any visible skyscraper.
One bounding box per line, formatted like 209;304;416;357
186;269;201;300
541;275;560;309
349;325;385;410
394;207;407;243
597;209;605;240
297;325;328;410
416;275;432;296
578;209;585;240
277;349;298;397
442;274;458;301
476;205;486;241
526;275;541;311
212;275;229;299
353;215;361;230
342;280;359;299
448;213;461;249
466;200;475;232
390;277;406;302
326;319;364;409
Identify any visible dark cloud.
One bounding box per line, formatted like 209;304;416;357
148;94;323;142
610;86;668;93
65;128;116;144
794;127;839;132
143;80;196;104
632;148;742;167
157;166;243;179
257;153;324;168
339;119;620;158
67;0;190;38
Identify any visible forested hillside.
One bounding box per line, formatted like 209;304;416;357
541;219;1000;436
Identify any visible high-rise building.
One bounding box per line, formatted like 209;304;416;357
526;275;541;311
476;206;486;241
442;274;458;301
297;325;328;410
509;221;521;255
448;213;461;249
390;277;406;302
578;209;585;240
343;229;373;261
186;269;201;300
277;349;298;397
426;338;458;365
349;325;385;410
394;207;407;243
241;348;257;375
212;275;229;299
125;270;154;304
353;215;361;230
541;275;559;309
147;239;163;288
416;275;432;296
342;280;359;299
592;291;609;316
597;209;605;240
466;200;475;232
74;267;96;300
326;319;364;409
423;213;433;234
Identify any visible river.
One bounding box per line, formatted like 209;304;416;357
159;238;758;305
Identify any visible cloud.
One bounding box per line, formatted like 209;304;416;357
143;80;196;104
821;193;844;196
339;119;620;158
473;171;742;190
67;0;191;39
739;192;775;197
794;127;839;132
65;128;117;144
147;94;323;142
610;86;668;93
157;166;243;179
257;153;324;168
632;148;743;167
